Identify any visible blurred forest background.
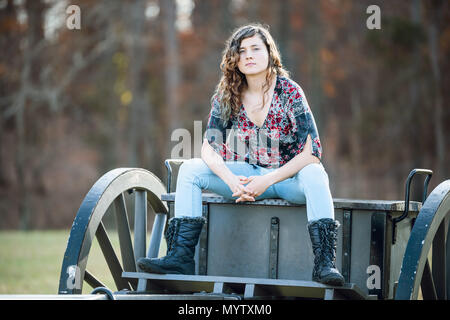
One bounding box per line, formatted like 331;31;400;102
0;0;449;230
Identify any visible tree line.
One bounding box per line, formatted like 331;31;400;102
0;0;448;229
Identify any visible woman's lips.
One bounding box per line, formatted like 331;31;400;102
246;63;256;66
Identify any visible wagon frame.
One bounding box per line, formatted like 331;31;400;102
55;159;449;300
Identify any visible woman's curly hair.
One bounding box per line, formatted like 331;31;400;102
213;23;290;121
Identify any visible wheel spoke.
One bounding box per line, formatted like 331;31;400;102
432;217;448;299
133;190;147;262
133;190;148;292
147;213;167;258
421;259;437;299
114;193;137;272
96;221;131;291
84;269;107;289
114;193;138;290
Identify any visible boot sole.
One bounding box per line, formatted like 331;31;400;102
137;261;184;275
316;275;345;286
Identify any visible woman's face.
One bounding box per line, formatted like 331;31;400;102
236;34;269;77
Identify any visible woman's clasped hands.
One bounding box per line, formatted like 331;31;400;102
228;174;272;203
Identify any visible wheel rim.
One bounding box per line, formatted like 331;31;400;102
58;168;168;294
395;179;450;300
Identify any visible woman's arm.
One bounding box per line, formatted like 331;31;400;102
202;94;254;201
264;134;320;186
201;138;234;185
201;139;255;201
263;82;322;186
241;134;320;199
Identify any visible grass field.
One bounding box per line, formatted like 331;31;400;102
0;230;166;295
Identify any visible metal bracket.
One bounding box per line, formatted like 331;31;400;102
269;217;280;279
198;204;209;275
369;212;386;299
392;168;432;244
91;287;115;300
342;209;352;283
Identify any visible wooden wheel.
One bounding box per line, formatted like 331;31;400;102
395;179;450;300
58;168;168;294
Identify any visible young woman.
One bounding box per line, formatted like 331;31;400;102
138;24;345;286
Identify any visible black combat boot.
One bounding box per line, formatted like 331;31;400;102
307;218;345;286
137;216;206;275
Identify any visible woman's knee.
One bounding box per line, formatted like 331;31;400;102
178;158;212;184
297;163;329;188
179;158;209;174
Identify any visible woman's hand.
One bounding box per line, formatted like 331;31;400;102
240;175;273;199
226;175;255;203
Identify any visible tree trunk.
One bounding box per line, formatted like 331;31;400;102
409;0;424;202
125;1;152;168
277;0;291;70
426;0;446;181
161;0;180;158
304;0;324;127
15;0;46;230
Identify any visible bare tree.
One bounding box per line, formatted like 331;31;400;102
161;0;180;156
124;1;152;168
2;0;118;228
13;0;47;229
425;0;447;181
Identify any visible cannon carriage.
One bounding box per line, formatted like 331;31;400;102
58;159;450;300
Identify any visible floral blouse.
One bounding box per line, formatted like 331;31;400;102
204;75;322;169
